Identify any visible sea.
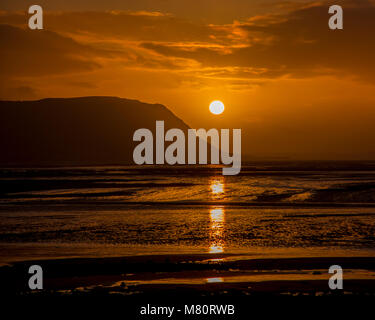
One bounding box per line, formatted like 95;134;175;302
1;162;375;263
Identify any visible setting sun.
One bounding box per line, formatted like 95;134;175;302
209;100;225;115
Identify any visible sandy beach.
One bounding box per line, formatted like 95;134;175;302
2;252;375;296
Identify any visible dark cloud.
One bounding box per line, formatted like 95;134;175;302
0;11;215;43
140;2;375;81
0;85;38;100
0;24;103;77
1;2;374;82
0;0;293;23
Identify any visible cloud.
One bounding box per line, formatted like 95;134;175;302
0;24;112;77
0;11;214;42
139;1;375;82
0;85;38;100
1;2;374;91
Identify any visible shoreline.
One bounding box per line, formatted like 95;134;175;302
2;253;375;296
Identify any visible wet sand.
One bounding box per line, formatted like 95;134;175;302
2;254;375;296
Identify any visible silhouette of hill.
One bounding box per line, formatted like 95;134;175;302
0;96;190;166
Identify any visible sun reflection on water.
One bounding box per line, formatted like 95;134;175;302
210;178;224;199
209;207;225;253
206;277;224;283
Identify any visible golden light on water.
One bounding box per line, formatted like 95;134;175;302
210;178;225;201
209;178;226;253
206;277;224;283
209;207;225;254
211;180;224;194
209;245;224;254
210;208;225;223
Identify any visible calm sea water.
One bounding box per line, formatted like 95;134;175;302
1;163;375;262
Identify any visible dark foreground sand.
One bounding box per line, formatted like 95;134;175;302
2;254;375;296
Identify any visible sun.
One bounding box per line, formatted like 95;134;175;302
209;100;225;115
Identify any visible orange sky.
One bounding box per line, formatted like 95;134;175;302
1;0;375;160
